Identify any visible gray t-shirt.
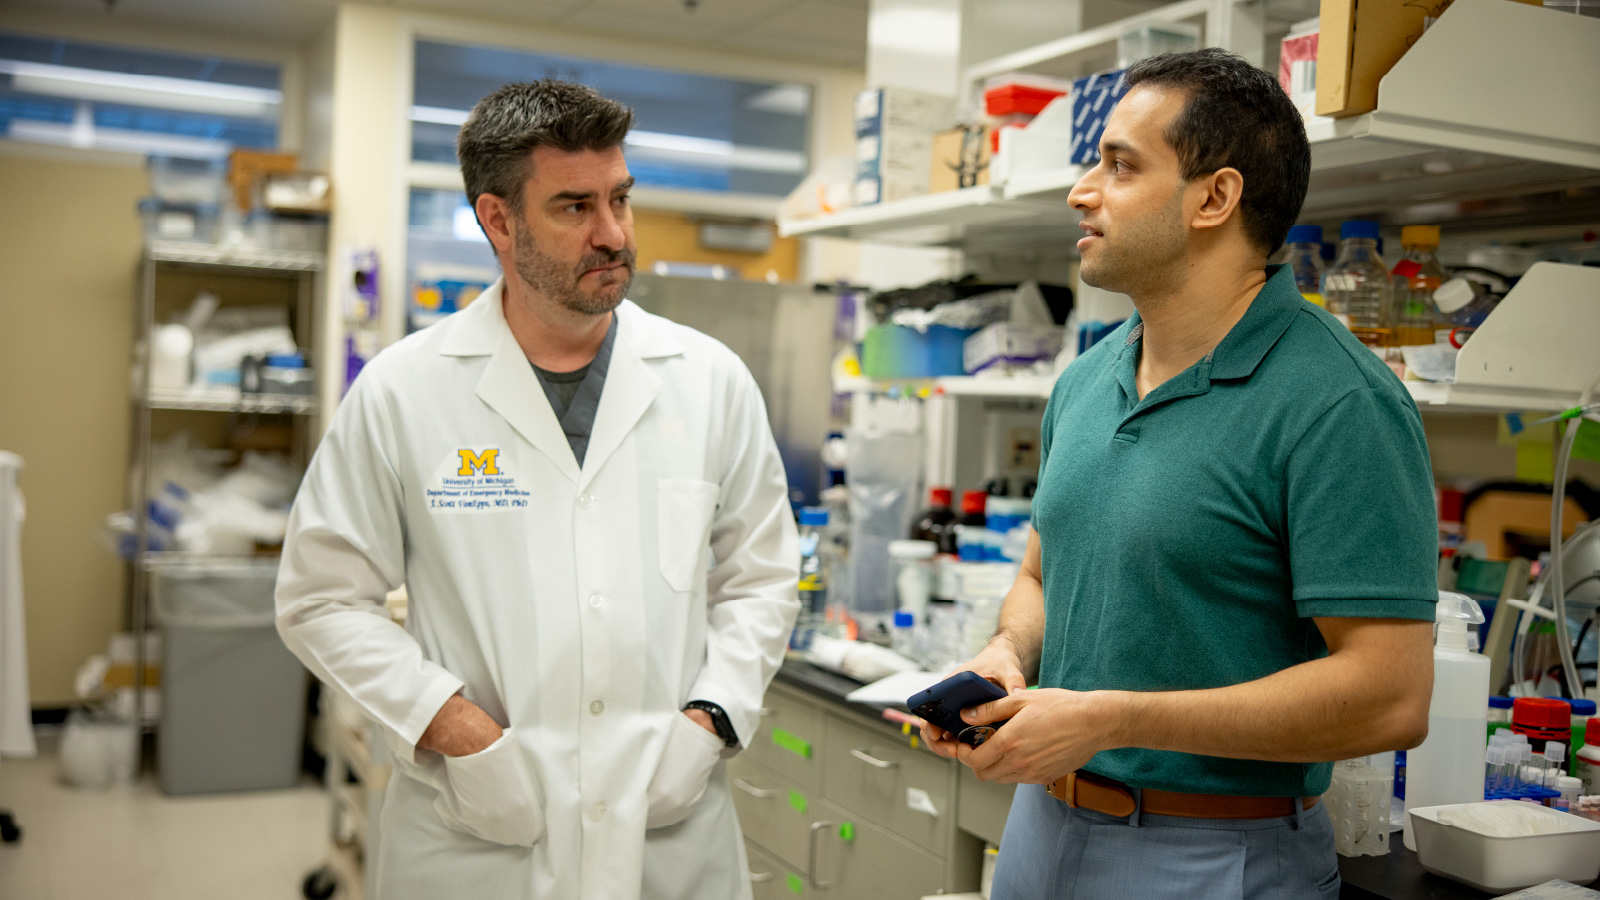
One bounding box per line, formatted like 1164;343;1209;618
530;314;618;467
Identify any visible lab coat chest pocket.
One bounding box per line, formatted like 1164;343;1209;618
658;479;719;593
433;728;546;847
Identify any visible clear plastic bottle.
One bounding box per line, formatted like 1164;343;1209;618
891;610;922;661
1432;278;1501;328
1391;225;1445;345
1284;224;1327;307
791;507;829;652
1404;591;1490;851
1323;220;1391;346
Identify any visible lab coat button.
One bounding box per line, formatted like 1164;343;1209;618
587;592;604;608
577;492;595;508
590;700;605;715
589;803;607;821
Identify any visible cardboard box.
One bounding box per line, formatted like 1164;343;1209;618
1069;70;1130;165
930;124;992;193
1279;29;1320;118
1314;0;1538;119
854;87;955;205
228;149;298;211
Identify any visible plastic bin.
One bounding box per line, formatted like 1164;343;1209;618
152;559;306;794
1408;802;1600;892
138;199;220;244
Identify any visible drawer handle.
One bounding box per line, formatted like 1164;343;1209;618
733;777;781;799
809;819;837;889
748;870;773;884
850;748;898;769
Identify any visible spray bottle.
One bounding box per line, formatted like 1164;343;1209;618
1403;591;1490;851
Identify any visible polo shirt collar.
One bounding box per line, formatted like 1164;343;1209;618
1206;264;1304;381
1115;263;1303;400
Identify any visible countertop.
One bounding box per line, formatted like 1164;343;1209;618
768;659;1598;900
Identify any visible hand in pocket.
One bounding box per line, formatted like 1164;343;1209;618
645;713;725;829
433;728;547;847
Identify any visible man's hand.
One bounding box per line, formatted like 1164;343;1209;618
953;688;1116;785
683;707;718;736
418;694;505;758
920;636;1030;759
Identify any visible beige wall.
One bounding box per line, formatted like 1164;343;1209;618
0;143;146;707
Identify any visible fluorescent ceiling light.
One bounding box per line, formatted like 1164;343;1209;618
8;118;232;159
408;108;805;173
746;85;810;116
0;60;281;119
410;105;470;126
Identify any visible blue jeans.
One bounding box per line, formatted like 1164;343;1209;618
992;783;1341;900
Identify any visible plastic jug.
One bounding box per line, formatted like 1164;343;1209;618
1403;591;1490;851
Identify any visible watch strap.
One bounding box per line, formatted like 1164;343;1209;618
684;700;738;746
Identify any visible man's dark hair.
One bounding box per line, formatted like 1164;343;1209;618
456;79;634;214
1124;48;1309;256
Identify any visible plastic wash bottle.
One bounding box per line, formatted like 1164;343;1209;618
1403;591;1490;851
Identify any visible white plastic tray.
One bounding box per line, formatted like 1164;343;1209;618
1409;803;1600;892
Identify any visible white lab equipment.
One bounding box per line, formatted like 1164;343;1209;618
0;452;35;771
1404;591;1491;851
1325;756;1391;857
1409;801;1600;892
149;323;194;390
889;539;937;622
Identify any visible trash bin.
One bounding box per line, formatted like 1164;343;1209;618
152;559;306;794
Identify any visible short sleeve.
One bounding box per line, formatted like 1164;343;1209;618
1285;386;1438;620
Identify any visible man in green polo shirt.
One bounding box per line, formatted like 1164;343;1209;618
920;50;1439;898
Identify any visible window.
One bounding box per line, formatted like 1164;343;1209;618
0;32;279;159
410;39;811;198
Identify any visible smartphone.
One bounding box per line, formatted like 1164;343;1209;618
906;671;1010;746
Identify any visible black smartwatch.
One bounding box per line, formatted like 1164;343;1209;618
683;700;738;747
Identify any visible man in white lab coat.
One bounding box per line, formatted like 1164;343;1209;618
276;80;800;900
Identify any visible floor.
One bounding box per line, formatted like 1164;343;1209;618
0;735;333;900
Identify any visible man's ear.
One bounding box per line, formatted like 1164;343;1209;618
475;192;516;256
1189;167;1244;235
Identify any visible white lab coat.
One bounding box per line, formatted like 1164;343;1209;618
276;282;800;900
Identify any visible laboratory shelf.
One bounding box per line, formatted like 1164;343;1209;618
145;387;319;415
786;0;1600;248
834;374;1057;399
139;551;280;572
777;185;1079;252
146;241;326;272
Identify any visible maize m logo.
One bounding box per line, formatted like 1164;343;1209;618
457;448;501;477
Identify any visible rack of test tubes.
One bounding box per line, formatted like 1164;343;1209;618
1484;731;1564;802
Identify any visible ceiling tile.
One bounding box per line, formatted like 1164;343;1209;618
735;0;867;51
575;0;791;37
558;6;740;42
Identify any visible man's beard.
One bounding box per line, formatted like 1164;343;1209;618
1078;186;1187;298
512;222;634;316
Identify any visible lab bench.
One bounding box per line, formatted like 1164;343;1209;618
756;661;1598;900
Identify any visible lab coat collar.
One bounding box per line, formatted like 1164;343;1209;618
442;278;683;488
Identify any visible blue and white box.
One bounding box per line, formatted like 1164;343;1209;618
854;87;955;205
1068;69;1130;166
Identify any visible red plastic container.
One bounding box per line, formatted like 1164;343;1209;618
984;83;1067;117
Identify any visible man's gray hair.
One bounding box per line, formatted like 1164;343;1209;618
456;79;634;213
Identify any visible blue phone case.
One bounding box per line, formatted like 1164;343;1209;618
906;671;1010;746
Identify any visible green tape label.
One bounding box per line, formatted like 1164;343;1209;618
787;872;804;894
771;728;811;758
839;821;855;842
788;790;807;814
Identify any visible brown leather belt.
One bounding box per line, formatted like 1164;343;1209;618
1047;770;1319;820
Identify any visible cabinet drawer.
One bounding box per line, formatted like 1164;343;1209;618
821;716;951;854
746;686;824;791
809;798;946;900
956;770;1016;846
745;840;802;900
729;754;820;875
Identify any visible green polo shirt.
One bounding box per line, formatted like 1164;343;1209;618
1032;264;1437;798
